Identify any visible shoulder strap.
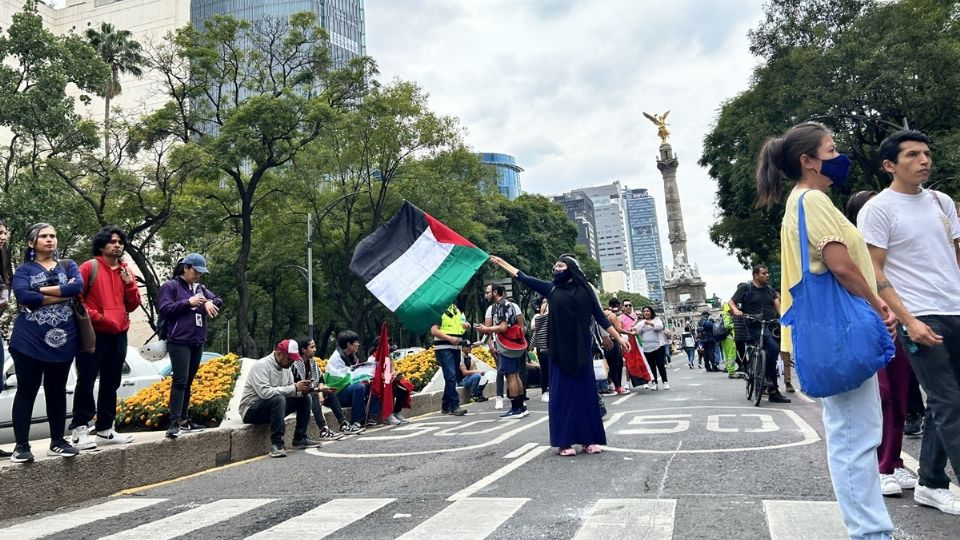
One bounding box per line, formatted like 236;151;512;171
85;259;99;297
797;190;811;272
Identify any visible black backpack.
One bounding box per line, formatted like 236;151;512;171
713;318;729;340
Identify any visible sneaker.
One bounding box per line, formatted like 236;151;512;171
599;387;616;395
472;395;489;403
70;425;97;451
495;397;504;410
319;427;344;440
165;424;181;439
515;407;529;418
10;444;34;463
179;420;206;432
291;437;321;449
500;408;523;418
904;414;923;437
386;413;402;425
893;467;918;489
95;428;133;445
662;382;671;390
915;485;960;515
647;382;658;391
269;443;287;458
688;364;694;369
768;392;792;404
880;474;903;496
728;373;740;379
365;418;381;427
394;412;410;424
0;447;11;458
785;382;796;393
448;407;467;416
47;439;79;458
540;392;551;402
615;387;630;395
341;422;365;434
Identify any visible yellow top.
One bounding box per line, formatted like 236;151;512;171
779;188;877;353
438;304;466;336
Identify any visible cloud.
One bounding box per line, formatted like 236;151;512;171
367;0;766;299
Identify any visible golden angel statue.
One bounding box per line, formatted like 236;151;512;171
643;110;671;143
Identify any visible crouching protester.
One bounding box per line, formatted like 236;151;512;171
239;339;320;458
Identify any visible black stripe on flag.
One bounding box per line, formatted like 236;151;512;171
349;201;428;283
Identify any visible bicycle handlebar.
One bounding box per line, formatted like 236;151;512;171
741;314;780;325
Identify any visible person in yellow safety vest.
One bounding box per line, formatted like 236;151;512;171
430;304;471;416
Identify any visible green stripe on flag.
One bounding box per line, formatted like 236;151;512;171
395;244;488;333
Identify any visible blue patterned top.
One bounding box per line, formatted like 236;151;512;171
10;260;83;362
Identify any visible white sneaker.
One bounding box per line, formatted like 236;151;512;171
95;428;133;445
386;414;402;425
71;426;97;450
495;397;504;410
880;474;903;496
648;382;658;391
915;485;960;515
394;412;409;424
662;382;671;390
893;467;917;489
540;392;550;403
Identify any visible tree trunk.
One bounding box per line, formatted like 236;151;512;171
124;243;160;338
103;93;111;157
235;198;258;358
317;321;335;358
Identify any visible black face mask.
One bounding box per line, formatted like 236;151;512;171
553;269;572;284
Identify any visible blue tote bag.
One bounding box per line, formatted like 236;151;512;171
780;191;894;398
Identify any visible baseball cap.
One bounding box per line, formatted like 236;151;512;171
275;339;301;361
182;253;209;273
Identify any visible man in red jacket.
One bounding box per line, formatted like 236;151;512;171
69;226;142;449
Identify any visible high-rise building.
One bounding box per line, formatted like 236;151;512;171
477;152;522;200
623;187;666;304
191;0;366;68
551;192;599;261
572;182;631;275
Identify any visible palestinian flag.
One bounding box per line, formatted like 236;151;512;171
350;202;488;333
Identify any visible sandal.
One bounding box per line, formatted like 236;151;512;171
558;447;576;456
583;444;602;454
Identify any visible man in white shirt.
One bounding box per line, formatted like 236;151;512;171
860;129;960;516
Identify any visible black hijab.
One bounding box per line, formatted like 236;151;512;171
546;254;603;376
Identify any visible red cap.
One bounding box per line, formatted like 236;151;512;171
275;339;301;361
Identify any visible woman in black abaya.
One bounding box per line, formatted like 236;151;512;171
489;254;630;456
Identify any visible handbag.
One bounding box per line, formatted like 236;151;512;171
60;260;96;354
780;191;894;398
592;357;608;380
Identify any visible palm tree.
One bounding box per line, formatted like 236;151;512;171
85;22;146;156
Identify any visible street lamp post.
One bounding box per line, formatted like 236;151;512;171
307;212;314;340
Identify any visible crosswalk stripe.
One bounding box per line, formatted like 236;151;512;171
0;498;167;540
396;498;528;540
245;498;394;539
763;500;847;539
574;499;676;540
99;498;274;540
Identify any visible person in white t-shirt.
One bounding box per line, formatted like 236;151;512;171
859;129;960;516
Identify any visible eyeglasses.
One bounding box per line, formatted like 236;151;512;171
623;304;632;307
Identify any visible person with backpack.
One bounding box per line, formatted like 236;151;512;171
637;306;669;389
158;253;223;439
68;226;141;450
698;312;719;372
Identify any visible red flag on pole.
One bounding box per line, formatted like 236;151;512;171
370;321;393;421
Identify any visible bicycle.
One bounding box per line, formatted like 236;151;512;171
741;314;780;407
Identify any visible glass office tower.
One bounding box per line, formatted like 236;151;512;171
478;152;523;200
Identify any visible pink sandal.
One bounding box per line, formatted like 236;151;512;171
558;447;576;456
583;444;602;454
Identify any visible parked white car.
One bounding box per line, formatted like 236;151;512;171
0;346;163;444
390;347;425;361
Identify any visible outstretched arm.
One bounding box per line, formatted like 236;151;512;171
489;255;552;297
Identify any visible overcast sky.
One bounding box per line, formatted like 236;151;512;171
366;0;767;300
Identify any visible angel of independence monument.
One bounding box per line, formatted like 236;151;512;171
643;111;707;315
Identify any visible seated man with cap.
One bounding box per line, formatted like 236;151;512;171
238;339;320;457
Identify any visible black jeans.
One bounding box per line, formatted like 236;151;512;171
10;348;72;445
647;347;668;383
70;331;128;431
393;382;409;414
167;343;202;425
907;315;960;489
308;393;328;430
604;342;624;389
702;341;717;370
537;349;550;392
242;395;310;446
322;392;346;425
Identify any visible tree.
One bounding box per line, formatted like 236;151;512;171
701;0;960;266
144;12;372;357
85;22;145;157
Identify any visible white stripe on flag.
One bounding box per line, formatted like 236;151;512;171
0;498;167;540
763;500;848;539
100;499;274;540
366;227;453;311
397;498;528;540
574;499;676;540
246;498;394;539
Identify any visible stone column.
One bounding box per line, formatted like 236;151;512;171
656;142;688;263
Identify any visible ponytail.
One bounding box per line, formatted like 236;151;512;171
755;122;831;209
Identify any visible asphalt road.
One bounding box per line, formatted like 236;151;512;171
1;354;956;539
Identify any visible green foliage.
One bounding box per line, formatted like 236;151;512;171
701;0;960;266
599;290;654;310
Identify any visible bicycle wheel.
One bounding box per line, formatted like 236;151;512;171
753;350;767;407
744;348;755;400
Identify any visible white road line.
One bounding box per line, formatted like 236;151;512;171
763;500;847;539
612;392;635;405
503;442;538;459
447;445;550;501
0;498;167;540
397;498;528;540
245;498;394;539
100;499;274;540
574;499;676;540
795;389;815;403
901;451;960;496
